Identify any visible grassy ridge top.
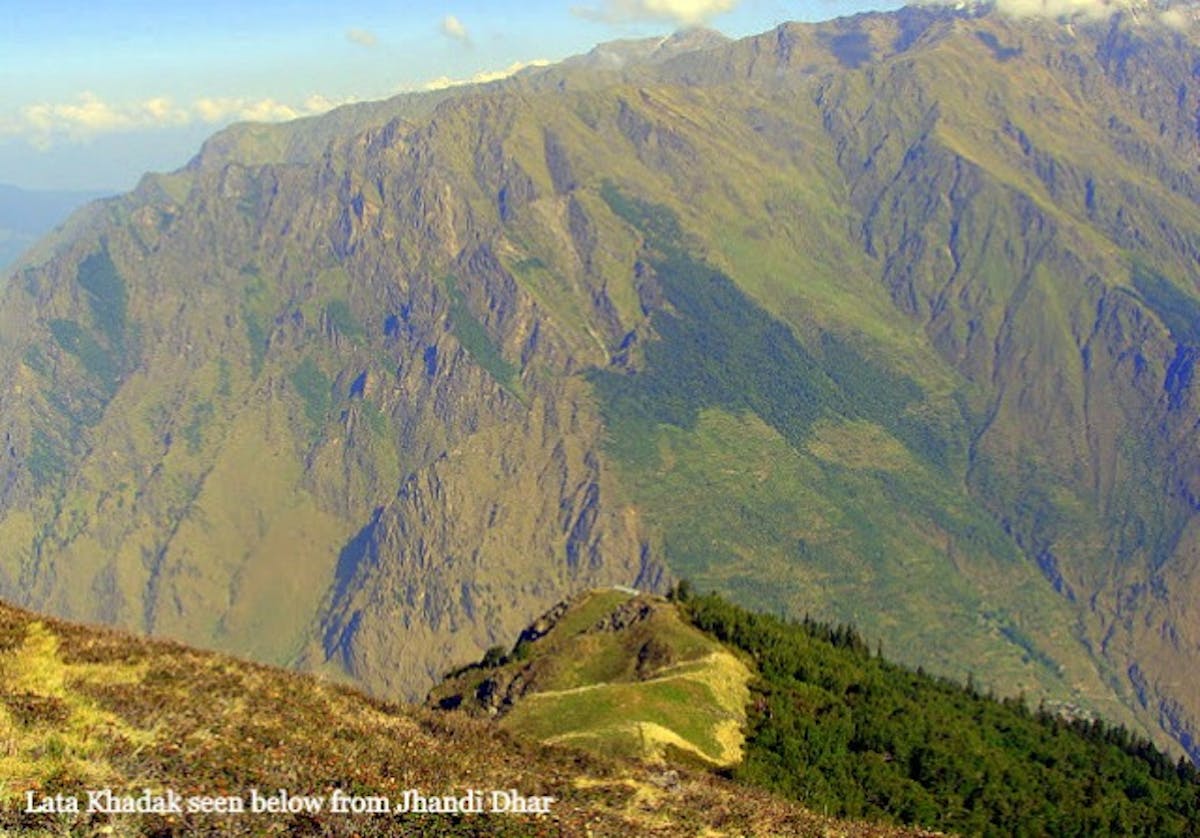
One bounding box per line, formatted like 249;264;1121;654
0;599;926;837
430;589;753;767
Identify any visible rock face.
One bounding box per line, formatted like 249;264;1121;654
306;389;662;696
1;5;1199;759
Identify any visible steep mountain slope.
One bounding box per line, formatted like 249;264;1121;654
1;3;1199;762
0;599;927;837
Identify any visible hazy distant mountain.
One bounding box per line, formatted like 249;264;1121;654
0;184;110;276
560;27;731;71
1;3;1198;767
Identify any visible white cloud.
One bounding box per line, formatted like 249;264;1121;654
440;14;470;42
573;0;741;25
141;97;190;124
930;0;1198;23
423;59;552;91
346;27;379;48
303;94;340;113
15;93;191;147
990;0;1129;17
193;96;305;123
3;92;344;149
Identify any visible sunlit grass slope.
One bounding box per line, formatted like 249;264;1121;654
430;589;752;767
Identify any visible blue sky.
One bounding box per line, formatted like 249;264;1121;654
0;0;899;191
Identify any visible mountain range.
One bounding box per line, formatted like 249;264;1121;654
1;2;1198;767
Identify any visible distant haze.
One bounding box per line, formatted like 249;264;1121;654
0;184;110;275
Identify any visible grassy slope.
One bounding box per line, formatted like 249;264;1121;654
582;181;1145;738
0;600;929;838
431;589;753;768
433;587;1199;835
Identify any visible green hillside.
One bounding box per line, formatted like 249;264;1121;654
587;183;1095;717
430;588;753;767
682;589;1200;835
